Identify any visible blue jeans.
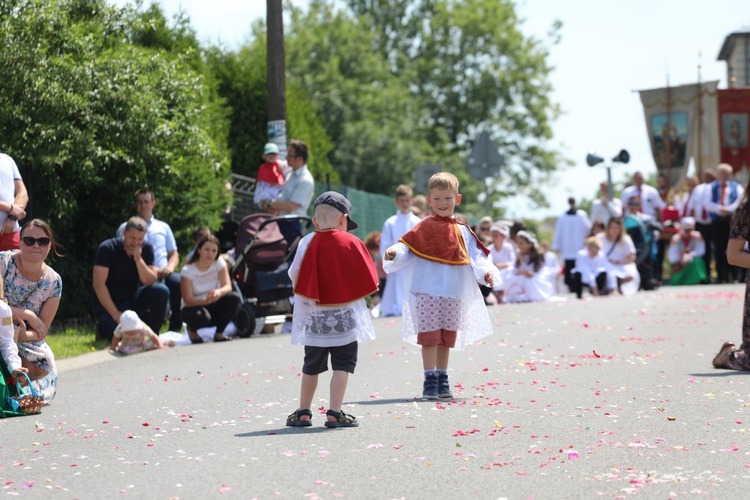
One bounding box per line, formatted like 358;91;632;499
94;283;169;341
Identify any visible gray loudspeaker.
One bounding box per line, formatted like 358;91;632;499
612;149;630;164
586;153;604;167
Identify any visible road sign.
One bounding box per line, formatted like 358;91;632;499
466;131;504;180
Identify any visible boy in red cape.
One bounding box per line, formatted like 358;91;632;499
286;192;378;428
384;172;501;400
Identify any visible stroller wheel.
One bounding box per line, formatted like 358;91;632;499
235;302;257;338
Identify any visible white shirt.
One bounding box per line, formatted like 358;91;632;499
590;198;623;226
0;300;21;372
180;259;226;307
621;184;665;219
551;210;591;260
0;154;22;233
692;183;713;224
572;248;609;286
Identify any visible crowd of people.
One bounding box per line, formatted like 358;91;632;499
4;134;750;417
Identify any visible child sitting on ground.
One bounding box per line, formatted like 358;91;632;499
384;172;500;399
111;310;171;355
0;286;28;379
253;143;288;209
286;192;379;428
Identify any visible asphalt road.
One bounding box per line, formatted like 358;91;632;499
2;284;749;499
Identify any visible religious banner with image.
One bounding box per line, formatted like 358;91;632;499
717;88;750;174
639;81;720;186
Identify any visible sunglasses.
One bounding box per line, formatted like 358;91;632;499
479;226;491;231
21;236;51;247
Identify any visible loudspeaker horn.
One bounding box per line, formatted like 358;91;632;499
612;149;630;164
586;152;604;167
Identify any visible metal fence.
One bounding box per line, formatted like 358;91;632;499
231;174;395;240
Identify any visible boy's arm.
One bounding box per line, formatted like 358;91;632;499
463;227;501;286
382;242;412;274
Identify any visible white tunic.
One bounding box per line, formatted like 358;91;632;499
383;225;500;350
597;234;640;295
489;242;515;292
571;248;609;287
551;210;591;260
288;233;375;348
379;211;422;316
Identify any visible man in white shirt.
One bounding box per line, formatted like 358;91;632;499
590;181;622;227
551;197;591;293
621;172;666;221
706;163;745;283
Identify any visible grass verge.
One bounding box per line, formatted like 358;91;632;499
45;326;110;360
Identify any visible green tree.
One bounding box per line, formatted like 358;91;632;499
285;0;436;195
0;0;230;318
205;26;336;184
347;0;567;207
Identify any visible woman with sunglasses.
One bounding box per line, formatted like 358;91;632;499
0;219;62;402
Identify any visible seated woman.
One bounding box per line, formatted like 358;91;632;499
570;237;611;299
668;217;707;286
502;231;554;304
180;234;241;343
597;218;640;295
0;219;62;402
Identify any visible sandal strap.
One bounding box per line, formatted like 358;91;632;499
288;408;313;421
326;409;356;423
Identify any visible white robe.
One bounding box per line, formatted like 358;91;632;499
379;211;422;316
383;225;500;350
502;257;555;303
489;242;515;292
597;234;640;295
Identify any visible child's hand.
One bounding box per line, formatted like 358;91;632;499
12;367;28;377
484;272;494;287
384;248;397;261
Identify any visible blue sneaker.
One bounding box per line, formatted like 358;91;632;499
423;373;438;400
437;372;453;399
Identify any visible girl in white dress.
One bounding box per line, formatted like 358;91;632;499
597;218;640;295
502;231;554;303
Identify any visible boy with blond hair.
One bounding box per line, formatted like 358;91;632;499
286;192;379;427
384;173;500;399
379;184;421;316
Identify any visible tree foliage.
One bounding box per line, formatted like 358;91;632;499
0;0;230;318
205;28;336;184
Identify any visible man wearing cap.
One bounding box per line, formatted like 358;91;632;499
263;139;315;246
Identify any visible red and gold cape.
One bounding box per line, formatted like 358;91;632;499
399;215;489;265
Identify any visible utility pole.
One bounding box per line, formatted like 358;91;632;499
266;0;287;157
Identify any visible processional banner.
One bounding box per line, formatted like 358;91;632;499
717;88;750;174
639;81;719;186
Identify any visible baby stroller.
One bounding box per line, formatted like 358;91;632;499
231;212;313;337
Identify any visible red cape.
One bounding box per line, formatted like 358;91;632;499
295;230;379;305
256;162;286;185
399;215;489;265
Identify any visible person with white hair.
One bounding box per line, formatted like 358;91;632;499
706;163;745;283
667;217;707;286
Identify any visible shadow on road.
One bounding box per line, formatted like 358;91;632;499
235;427;330;438
690;371;750;377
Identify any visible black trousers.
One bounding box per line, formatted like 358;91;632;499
571;271;607;299
181;291;242;334
563;259;576;289
711;217;738;283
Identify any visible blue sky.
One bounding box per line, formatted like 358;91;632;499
111;0;747;218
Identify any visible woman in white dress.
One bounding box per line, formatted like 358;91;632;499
597;218;640;295
502;231;554;303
